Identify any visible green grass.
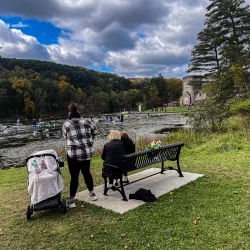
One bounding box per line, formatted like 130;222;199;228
1;131;250;249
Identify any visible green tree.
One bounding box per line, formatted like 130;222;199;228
109;91;120;113
0;88;10;117
33;88;48;113
188;26;223;76
123;89;141;110
188;96;229;132
24;97;35;117
149;85;161;108
44;80;60;113
166;78;183;102
150;74;168;104
57;76;76;110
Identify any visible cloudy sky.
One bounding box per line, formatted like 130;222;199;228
0;0;249;78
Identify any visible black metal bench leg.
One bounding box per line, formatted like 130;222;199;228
119;175;128;201
103;177;108;195
177;158;184;177
161;161;164;174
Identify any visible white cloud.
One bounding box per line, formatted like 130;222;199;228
46;37;103;66
0;20;49;60
1;0;250;77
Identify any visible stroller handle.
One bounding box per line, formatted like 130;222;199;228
26;153;56;163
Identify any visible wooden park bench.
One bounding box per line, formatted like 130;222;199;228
102;142;184;201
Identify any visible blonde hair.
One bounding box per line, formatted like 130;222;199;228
108;130;121;141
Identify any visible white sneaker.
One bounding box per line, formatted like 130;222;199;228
88;192;98;201
66;198;76;208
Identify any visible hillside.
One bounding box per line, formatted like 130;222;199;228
0;58;182;118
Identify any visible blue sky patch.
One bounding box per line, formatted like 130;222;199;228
0;16;61;45
138;32;146;38
88;66;112;73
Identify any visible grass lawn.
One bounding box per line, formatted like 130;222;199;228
166;106;191;113
1;133;250;249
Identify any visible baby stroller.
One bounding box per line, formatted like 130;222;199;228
25;149;67;220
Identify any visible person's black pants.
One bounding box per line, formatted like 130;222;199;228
67;155;94;197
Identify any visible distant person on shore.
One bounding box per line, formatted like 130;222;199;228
89;115;94;122
121;132;136;182
17;118;20;125
62;103;98;208
101;130;125;188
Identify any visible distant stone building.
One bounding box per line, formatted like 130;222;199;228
181;76;205;105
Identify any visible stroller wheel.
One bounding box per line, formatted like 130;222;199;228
61;199;67;213
26;205;32;220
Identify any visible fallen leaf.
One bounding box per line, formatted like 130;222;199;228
104;230;107;233
121;233;126;237
90;234;94;238
195;232;199;236
124;245;129;249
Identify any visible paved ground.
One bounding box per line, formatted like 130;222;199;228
76;168;204;214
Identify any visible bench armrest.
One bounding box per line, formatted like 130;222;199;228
105;164;122;169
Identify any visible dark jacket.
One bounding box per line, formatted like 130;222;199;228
102;139;125;166
122;138;135;155
102;140;125;177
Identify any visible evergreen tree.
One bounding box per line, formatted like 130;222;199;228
206;0;250;68
188;26;223;75
188;0;250;92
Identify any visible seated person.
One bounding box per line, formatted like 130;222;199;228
101;130;125;188
121;132;136;182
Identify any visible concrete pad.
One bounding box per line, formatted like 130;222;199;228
76;168;204;214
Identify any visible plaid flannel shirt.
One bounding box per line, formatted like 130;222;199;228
62;118;97;161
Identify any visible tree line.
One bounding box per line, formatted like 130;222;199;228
0;58;182;118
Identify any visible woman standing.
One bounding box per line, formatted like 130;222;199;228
62;103;97;208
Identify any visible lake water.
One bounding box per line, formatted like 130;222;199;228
0;113;187;170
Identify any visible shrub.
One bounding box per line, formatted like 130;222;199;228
230;99;250;116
